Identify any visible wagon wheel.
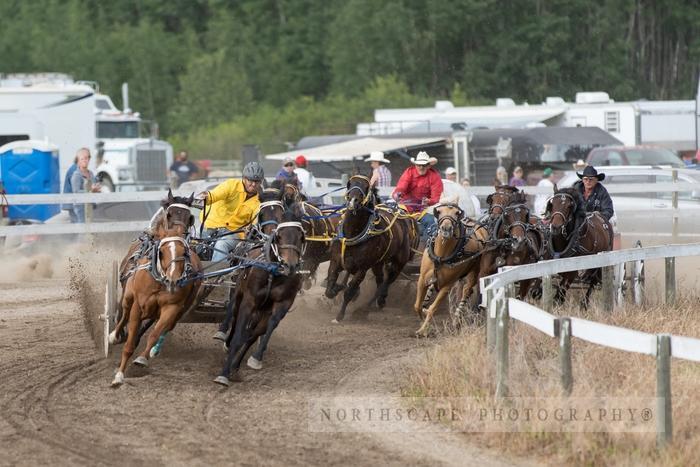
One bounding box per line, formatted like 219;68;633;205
102;260;119;358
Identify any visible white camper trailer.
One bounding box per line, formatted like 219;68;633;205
0;73;173;191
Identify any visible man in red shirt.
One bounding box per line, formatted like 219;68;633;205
392;151;443;238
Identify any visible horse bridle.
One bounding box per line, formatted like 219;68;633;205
502;203;530;238
548;193;577;235
165;203;193;230
269;221;306;274
255;200;285;235
345;175;373;208
154;235;195;288
434;203;464;236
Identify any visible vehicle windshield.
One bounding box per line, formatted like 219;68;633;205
97;121;140;139
623;148;683;167
541;144;600;163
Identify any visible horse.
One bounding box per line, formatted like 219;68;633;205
413;203;489;336
211;183;287;341
281;182;340;289
498;196;545;299
546;186;614;307
214;204;307;386
324;175;419;323
110;223;202;386
111;189;195;344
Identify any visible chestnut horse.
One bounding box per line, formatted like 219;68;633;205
546;186;613;307
214;204;307;386
413;203;489;336
110;223;202;386
324;175;419;323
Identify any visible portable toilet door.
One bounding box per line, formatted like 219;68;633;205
0;140;60;221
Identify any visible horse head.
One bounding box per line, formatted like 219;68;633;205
282;182;307;207
546;187;583;236
158;189;194;237
345;175;374;213
502;192;530;253
257;182;285;236
271;203;306;275
157;226;192;294
433;202;463;240
487;185;519;219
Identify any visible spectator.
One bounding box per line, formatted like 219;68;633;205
572;159;587;171
681;152;696;167
509;166;525;187
294;155;316;194
62;155;79;219
460;178;471;188
444;166;457;183
534;167;554;216
276;157;300;187
365;151;392;187
495;166;508;186
69;148;101;223
169;150;200;188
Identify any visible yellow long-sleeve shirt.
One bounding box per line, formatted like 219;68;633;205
200;179;260;236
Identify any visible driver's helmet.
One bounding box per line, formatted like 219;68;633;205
242;162;264;181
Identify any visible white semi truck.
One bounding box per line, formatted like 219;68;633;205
0;73;173;191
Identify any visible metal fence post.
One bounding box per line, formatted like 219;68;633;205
542;274;553;312
559;317;573;396
656;334;672;448
601;266;614;311
672;169;678;243
665;257;675;305
495;297;509;398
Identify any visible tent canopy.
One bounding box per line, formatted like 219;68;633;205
265;136;446;162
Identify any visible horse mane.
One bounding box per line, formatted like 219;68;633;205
554;186;586;221
508;190;527;205
161;190;194;208
495;185;519;193
260;181;284;202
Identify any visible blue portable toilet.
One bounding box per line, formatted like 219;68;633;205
0;140;60;221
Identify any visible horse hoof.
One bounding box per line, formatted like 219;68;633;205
108;330;121;345
213;376;230;387
247;356;263;370
213;331;227;342
149;347;160;359
111;371;124;387
133;356;148;367
331;319;339;324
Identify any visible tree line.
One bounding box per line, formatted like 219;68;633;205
1;0;698;159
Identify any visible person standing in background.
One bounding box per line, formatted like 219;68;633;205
170;150;200;188
495;166;508;186
509;166;525;187
444;167;458;183
294;155;316;194
534;167;554;216
276;157;300;187
69;148;101;223
366;151;392;187
62;154;79;221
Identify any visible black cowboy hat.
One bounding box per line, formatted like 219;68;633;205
576;165;605;181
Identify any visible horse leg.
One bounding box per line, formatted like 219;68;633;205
215;298;256;385
556;272;575;305
248;301;292;370
414;269;432;321
416;286;451;337
333;269;368;323
111;301;140;387
135;305;178;365
376;260;402;309
324;258;343;299
518;279;533;301
109;289;133;345
367;264;385;308
581;268;602;310
457;269;480;324
214;287;238;341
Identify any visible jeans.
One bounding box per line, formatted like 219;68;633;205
418;212;436;240
205;228;242;263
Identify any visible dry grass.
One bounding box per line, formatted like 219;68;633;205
403;289;700;466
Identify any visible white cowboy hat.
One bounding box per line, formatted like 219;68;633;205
365;151;390;164
411;151;438;166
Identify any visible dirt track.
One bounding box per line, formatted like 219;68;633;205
0;249;527;467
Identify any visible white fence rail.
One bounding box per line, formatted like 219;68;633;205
482;241;700;448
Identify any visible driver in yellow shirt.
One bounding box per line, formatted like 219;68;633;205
197;161;264;262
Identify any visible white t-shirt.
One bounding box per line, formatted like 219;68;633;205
439;179;479;218
295;167;316;195
534;178;554;216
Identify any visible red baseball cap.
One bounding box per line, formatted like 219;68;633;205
295;155;307;166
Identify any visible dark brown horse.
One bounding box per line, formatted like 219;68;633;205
282;183;340;289
325;175;419;323
546;186;613;307
214;204;307;386
110;223;202;386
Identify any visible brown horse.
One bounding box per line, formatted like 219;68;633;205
546;186;613;307
414;203;488;336
110;223;202;386
214;204;307;386
325;175;419;323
